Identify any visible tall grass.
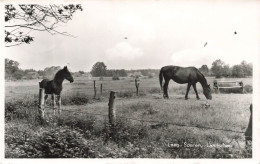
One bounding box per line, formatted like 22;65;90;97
5;77;253;158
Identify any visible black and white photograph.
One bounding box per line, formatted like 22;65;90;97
1;0;260;162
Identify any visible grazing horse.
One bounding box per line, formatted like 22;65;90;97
159;65;212;100
39;66;74;116
245;104;252;146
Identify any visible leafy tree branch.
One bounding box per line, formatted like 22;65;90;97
5;4;83;47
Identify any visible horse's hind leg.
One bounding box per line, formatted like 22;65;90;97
163;79;170;98
51;94;56;115
57;95;61;114
192;84;200;100
185;84;191;100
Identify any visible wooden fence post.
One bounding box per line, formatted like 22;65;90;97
38;82;45;118
100;84;103;96
108;91;116;127
94;80;97;98
240;81;244;93
135;78;140;96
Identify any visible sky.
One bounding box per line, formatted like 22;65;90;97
3;0;260;72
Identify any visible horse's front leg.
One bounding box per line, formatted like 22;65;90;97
51;94;56;115
163;79;170;98
57;95;61;114
185;84;191;100
192;84;200;100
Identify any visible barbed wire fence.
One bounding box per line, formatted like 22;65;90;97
39;88;246;134
38;83;251;156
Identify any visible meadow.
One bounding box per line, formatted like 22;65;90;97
5;76;252;158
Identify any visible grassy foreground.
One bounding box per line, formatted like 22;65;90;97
5;77;252;158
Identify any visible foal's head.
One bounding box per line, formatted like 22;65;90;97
63;66;74;83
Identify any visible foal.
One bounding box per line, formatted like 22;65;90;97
39;66;74;116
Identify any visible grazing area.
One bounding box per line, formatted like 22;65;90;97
5;76;252;158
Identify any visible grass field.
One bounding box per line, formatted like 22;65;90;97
5;76;252;158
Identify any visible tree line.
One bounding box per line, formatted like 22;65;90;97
91;60;252;78
199;59;252;78
5;58;252;81
5;58;63;80
90;62;159;78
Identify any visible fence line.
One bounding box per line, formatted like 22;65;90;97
60;108;245;134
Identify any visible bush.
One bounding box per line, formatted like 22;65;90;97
5;98;38;121
112;75;120;80
103;118;149;147
244;85;253;93
117;91;134;98
62;95;89;105
56;114;96;134
5;126;95;158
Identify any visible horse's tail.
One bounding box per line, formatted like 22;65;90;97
159;68;164;90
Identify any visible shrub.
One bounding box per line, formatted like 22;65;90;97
56;114;96;134
5;126;96;158
112;75;120;80
5;98;38;121
117;91;134;98
62;95;89;105
244;85;253;93
103;118;149;147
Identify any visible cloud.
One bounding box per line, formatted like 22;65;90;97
171;47;217;67
106;42;143;60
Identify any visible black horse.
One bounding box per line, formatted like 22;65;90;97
159;65;212;100
39;66;74;115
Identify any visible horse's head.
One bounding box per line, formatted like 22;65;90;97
203;84;212;100
63;66;74;83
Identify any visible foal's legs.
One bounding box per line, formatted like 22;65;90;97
39;94;49;118
163;79;170;98
44;94;48;106
192;84;200;100
51;94;56;115
185;83;191;100
57;95;61;114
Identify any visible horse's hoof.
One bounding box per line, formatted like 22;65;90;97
185;98;188;100
197;97;200;100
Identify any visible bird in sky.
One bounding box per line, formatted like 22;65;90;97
204;42;207;47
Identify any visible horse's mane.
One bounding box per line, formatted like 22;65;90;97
196;68;208;86
54;69;64;80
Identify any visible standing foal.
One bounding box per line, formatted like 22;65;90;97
39;66;74;117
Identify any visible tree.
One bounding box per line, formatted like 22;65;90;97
211;59;224;78
5;58;25;80
90;62;107;77
5;4;83;47
211;59;230;78
222;64;231;77
199;65;209;76
5;58;20;74
43;66;62;79
78;71;85;75
232;65;244;77
240;61;252;76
